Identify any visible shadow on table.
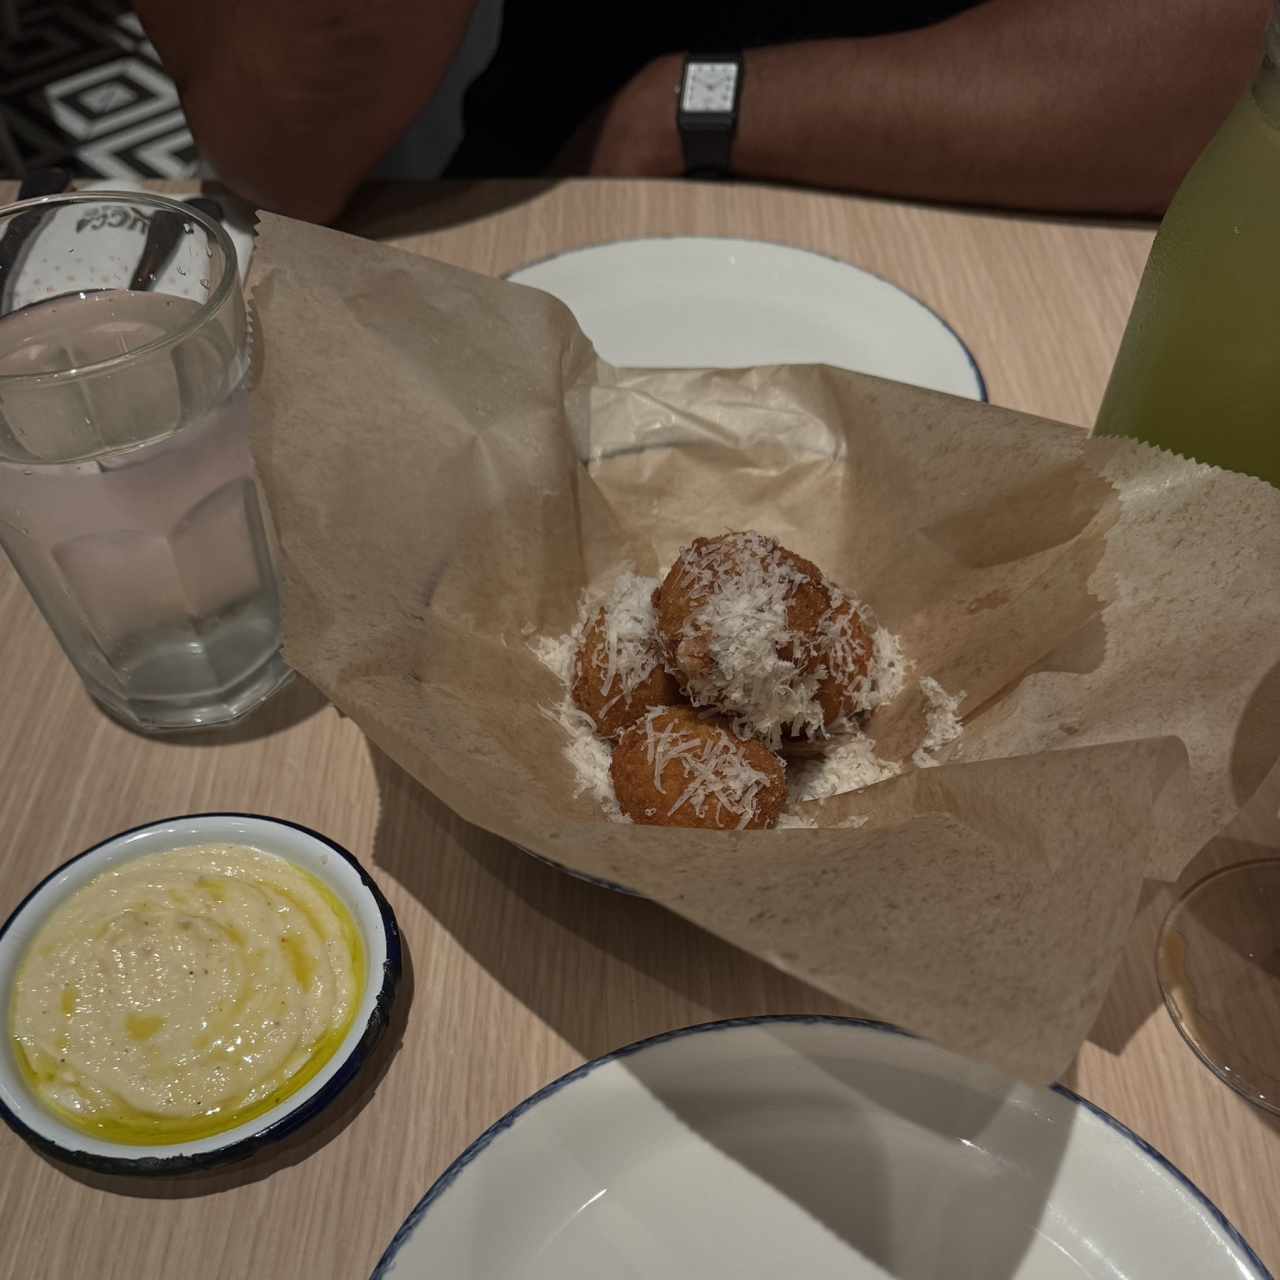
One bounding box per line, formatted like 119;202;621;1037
1071;839;1280;1144
372;749;1070;1278
370;748;858;1065
46;936;416;1199
1231;664;1280;815
1080;830;1280;1067
622;1021;1068;1280
1074;672;1280;1066
339;180;560;245
337;175;1160;246
100;672;328;748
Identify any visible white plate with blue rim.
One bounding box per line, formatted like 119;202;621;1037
508;237;986;399
372;1016;1268;1279
0;812;400;1175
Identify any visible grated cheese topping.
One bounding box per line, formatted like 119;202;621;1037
668;532;891;748
670;533;825;745
528;552;951;826
578;572;664;712
531;624;627;821
911;677;966;769
868;624;907;708
639;708;778;831
787;730;902;803
777;811;818;829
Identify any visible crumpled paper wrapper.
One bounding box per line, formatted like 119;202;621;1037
248;214;1280;1081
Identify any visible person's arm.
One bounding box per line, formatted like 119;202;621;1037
135;0;479;223
576;0;1269;214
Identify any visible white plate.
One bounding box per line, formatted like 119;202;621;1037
508;237;985;399
374;1017;1267;1280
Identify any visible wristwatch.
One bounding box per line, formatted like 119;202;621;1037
677;53;744;179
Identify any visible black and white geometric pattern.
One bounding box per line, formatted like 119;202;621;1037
1;0;197;179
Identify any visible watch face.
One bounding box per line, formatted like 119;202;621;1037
682;61;739;114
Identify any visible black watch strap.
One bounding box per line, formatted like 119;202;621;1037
677;53;744;179
681;123;734;178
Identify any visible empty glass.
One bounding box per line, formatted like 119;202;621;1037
1157;860;1280;1115
0;191;290;731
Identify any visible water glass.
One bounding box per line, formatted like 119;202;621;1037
0;191;290;731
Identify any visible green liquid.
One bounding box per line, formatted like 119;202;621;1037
1094;69;1280;486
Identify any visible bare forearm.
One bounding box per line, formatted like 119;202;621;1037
137;0;477;222
587;0;1267;213
735;0;1268;213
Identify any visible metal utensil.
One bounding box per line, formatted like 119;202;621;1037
128;196;226;292
1;191;228;318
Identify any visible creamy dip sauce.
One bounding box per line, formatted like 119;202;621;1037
10;843;362;1145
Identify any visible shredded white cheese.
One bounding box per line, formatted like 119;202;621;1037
527;551;943;827
787;730;902;803
529;628;571;679
582;572;664;707
530;625;627;821
868;624;907;708
638;708;776;830
669;532;891;748
670;533;816;744
663;533;906;750
777;811;818;829
911;676;966;769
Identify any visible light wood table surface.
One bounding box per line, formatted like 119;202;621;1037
2;177;1278;1279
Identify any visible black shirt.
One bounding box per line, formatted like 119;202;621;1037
446;1;984;176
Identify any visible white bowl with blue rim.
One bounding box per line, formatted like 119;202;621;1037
373;1016;1269;1280
0;812;400;1175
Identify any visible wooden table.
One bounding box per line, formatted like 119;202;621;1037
2;178;1278;1279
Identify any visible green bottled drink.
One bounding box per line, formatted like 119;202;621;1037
1093;18;1280;485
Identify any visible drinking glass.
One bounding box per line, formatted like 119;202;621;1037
1092;2;1280;1112
1157;860;1280;1115
0;191;290;731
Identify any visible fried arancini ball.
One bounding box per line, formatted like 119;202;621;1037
654;532;875;745
814;598;875;726
610;706;787;830
571;574;683;739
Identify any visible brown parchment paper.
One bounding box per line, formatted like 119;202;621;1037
248;214;1280;1082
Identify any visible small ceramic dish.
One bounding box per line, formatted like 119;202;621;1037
0;813;400;1175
